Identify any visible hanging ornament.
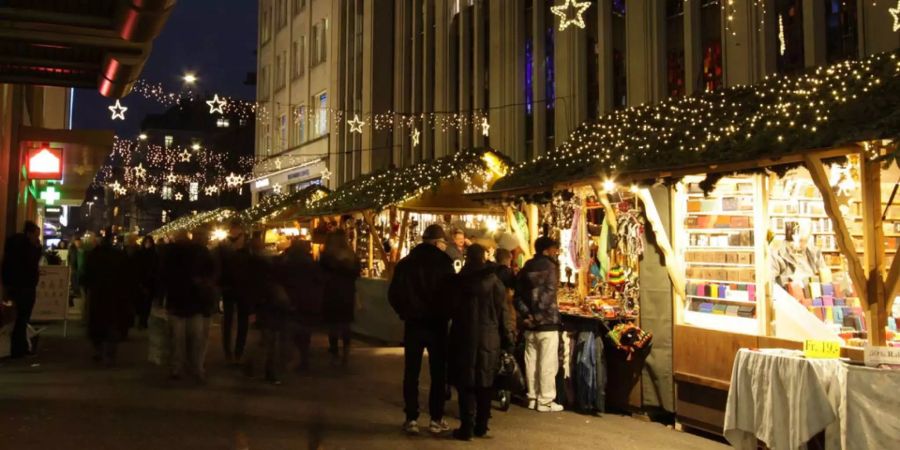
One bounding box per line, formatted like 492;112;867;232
204;185;219;196
891;1;900;32
320;168;332;181
778;15;786;56
178;149;192;163
166;172;177;184
174;192;184;201
226;172;244;188
132;163;147;180
550;0;591;31
411;127;420;147
109;181;122;192
147;185;157;194
347;114;365;134
206;94;227;114
108;100;128;120
274;157;282;170
272;183;283;194
481;117;490;137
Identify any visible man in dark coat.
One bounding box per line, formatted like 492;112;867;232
1;221;42;358
514;236;564;413
319;231;360;366
81;234;135;365
278;239;323;371
388;224;456;435
448;244;513;441
161;230;217;382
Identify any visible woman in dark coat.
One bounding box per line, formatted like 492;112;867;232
81;234;136;365
448;244;514;440
278;239;323;370
133;235;160;329
320;230;360;366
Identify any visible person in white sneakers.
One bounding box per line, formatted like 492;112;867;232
514;236;564;413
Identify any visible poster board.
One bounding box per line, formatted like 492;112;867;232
32;265;70;322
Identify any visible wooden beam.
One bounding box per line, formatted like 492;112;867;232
860;156;887;346
395;210;410;261
636;188;686;301
803;154;869;306
753;174;772;336
526;203;539;254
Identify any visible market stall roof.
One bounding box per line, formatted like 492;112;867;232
485;50;900;197
237;184;330;226
150;208;234;239
305;147;510;217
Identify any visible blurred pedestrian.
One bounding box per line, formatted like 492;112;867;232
216;223;253;363
278;239;323;371
448;244;513;440
133;235;160;329
81;231;135;365
67;237;82;302
161;230;217;383
320;230;360;366
1;221;42;358
388;224;455;435
244;234;290;384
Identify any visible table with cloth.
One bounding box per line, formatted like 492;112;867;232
724;348;900;450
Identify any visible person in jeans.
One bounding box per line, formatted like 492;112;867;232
515;236;564;412
388;224;456;435
162;230;217;383
1;221;42;358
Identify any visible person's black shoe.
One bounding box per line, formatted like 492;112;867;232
452;429;472;441
473;425;489;438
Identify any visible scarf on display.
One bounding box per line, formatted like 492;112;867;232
569;205;585;270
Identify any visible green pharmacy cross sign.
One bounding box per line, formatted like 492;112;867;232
40;186;60;205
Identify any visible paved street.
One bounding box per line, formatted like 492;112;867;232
1;322;728;450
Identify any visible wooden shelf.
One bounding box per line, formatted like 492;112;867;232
687;295;756;304
687;278;756;285
768;213;830;218
687;246;755;251
686;211;754;216
684;262;754;268
687;228;754;233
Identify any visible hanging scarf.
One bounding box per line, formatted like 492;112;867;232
569;205;583;270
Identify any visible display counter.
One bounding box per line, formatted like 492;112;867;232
352;277;403;344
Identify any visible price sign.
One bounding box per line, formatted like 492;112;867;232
803;339;841;359
864;346;900;368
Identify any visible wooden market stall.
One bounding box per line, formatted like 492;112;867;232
302;148;511;343
149;207;236;241
235;184;330;247
476;50;900;432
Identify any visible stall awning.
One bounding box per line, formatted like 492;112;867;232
398;177;504;215
18;126;114;205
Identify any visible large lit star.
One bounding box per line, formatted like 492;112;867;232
206;94;227;114
147;185;157;194
320;168;332;181
347;114;365;133
225;172;244;188
550;0;591;31
411;127;420;147
166;173;177;184
132;163;146;180
272;183;283;194
178;149;192;162
481;117;490;137
108;100;128;120
891;2;900;32
204;185;219;196
174;192;184;201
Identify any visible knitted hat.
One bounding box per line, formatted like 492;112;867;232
422;224;447;241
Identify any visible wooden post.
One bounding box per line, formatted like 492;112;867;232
670;183;687;325
860;156;888;346
526;203;539;254
396;210;410;261
753;174;772;336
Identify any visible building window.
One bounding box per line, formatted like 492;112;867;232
775;0;804;74
279;114;288;150
311;19;328;67
161;185;172;200
260;0;272;44
700;1;723;92
294;105;306;145
293;37;306;79
276;0;287;29
164;135;173;148
292;0;305;15
216;118;230;128
666;0;685;98
825;0;858;63
275;53;285;90
189;182;199;202
611;2;627;108
258;65;270;100
314;92;328;137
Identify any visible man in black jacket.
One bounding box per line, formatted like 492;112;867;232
2;221;42;358
389;224;455;435
514;236;564;412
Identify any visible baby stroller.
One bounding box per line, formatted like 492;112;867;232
493;350;525;411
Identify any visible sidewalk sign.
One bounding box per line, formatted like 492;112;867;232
32;265;70;336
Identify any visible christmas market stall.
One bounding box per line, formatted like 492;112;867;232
304;147;510;343
481;50;900;436
149;207;236;242
234;183;329;247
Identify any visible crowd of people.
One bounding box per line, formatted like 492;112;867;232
3;219;565;442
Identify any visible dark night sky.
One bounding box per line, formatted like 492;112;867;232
72;0;258;136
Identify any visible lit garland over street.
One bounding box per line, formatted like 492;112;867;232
494;50;900;192
236;184;330;226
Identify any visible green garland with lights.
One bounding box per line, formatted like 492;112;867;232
306;147;510;216
237;184;331;225
494;50;900;192
150;207;236;239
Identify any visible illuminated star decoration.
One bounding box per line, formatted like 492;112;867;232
204;185;218;196
109;181;122;191
132;163;147;180
178;149;192;162
778;15;786;55
225;172;244;188
347;114;365;134
481;117;490;137
274;157;282;170
166;173;177;183
891;2;900;32
206;94;227;114
174;192;184;201
550;0;591;31
147;186;157;194
411;127;420;147
272;183;283;194
108;100;128;120
320;168;332;182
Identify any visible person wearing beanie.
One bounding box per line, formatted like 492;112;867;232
388;223;456;436
514;235;564;412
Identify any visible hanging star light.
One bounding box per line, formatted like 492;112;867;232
778;15;786;55
411;127;420;147
206;94;227;114
347;114;365;133
204;185;219;196
133;163;147;180
109;181;122;191
272;183;283;194
178;149;192;162
320;168;332;181
481;117;490;137
891;1;900;32
225;172;244;188
108;100;128;120
166;172;177;184
550;0;591;31
274;157;282;170
147;185;157;194
174;192;184;201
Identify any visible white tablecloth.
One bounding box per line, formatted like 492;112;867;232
724;348;900;450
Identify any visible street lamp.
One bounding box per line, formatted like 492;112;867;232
183;73;197;84
191;143;201;151
138;133;148;140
